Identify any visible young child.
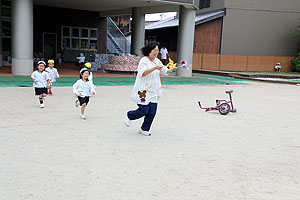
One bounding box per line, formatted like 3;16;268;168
76;53;85;69
275;62;282;72
73;68;96;120
31;61;50;108
45;59;60;95
83;62;93;83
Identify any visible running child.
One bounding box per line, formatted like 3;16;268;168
45;59;60;95
73;68;96;120
31;61;50;108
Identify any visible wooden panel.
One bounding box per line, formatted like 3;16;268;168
260;56;275;71
194;19;221;54
274;56;293;72
202;53;220;70
247;56;262;71
169;52;294;72
198;53;203;69
168;52;177;62
233;55;248;71
219;54;234;71
192;53;200;69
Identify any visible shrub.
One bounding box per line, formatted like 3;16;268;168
291;53;300;72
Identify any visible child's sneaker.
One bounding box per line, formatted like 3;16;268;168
75;99;80;107
80;114;86;120
124;114;131;127
139;128;151;136
40;103;45;108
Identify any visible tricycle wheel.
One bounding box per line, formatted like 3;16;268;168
219;103;230;115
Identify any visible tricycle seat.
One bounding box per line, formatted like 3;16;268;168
225;90;233;94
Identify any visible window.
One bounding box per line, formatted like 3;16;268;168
1;0;11;7
81;29;88;38
61;26;97;50
199;0;210;9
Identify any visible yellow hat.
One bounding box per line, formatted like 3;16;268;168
48;59;55;64
84;62;91;69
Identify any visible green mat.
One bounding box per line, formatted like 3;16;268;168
0;73;247;87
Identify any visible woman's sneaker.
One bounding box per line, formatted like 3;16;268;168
75;99;80;107
139;128;151;136
124;114;131;127
80;114;86;120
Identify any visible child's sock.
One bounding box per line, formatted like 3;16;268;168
39;98;43;104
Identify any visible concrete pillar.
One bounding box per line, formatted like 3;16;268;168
131;7;145;56
11;0;33;75
97;17;107;54
0;3;3;66
176;6;196;77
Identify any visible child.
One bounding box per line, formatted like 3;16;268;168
45;59;60;95
31;61;50;108
275;62;282;72
83;62;93;83
73;68;96;120
76;53;85;69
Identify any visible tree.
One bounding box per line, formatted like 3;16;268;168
290;18;300;72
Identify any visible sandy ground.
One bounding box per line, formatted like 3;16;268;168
0;82;300;200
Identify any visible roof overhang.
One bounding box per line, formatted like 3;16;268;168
146;9;226;30
33;0;199;16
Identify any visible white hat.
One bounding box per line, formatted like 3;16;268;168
37;61;46;66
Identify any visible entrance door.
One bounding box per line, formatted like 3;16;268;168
43;32;57;61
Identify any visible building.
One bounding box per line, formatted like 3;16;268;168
0;0;200;76
146;0;300;57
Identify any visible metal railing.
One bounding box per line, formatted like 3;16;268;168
107;17;131;54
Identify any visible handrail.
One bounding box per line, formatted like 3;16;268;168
107;17;131;54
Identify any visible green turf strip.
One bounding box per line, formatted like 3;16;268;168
0;75;247;87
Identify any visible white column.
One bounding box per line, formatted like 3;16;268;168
176;6;196;77
0;3;3;66
11;0;33;75
131;7;145;56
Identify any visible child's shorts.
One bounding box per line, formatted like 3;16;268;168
78;96;90;106
35;88;48;95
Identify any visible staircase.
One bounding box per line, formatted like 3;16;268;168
107;17;131;54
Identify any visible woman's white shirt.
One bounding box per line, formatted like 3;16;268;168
131;56;168;105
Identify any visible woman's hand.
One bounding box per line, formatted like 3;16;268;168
143;65;164;76
75;93;78;97
167;66;177;74
155;65;164;70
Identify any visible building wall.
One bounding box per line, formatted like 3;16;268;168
196;0;225;14
220;0;300;56
193;18;222;54
33;5;100;59
225;0;300;12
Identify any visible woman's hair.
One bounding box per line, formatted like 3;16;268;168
141;41;160;56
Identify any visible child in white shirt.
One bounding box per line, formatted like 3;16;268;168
45;59;60;95
76;53;85;69
31;61;50;108
73;68;96;120
275;62;282;72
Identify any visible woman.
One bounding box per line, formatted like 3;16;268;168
124;42;176;136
